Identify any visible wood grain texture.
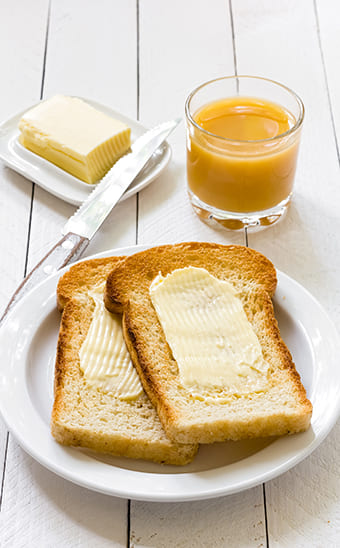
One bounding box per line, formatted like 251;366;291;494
233;0;340;320
231;0;340;545
316;0;340;149
28;0;138;270
137;0;245;248
266;445;340;547
0;0;50;507
0;0;339;546
315;3;340;540
1;438;126;547
1;0;138;544
130;1;264;546
0;0;49;308
130;492;267;548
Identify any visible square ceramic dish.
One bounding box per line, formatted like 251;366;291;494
0;98;171;205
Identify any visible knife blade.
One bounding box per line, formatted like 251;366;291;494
63;117;180;239
0;118;180;323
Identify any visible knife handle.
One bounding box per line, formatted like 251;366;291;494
0;232;89;325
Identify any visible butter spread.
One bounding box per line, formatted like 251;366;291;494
19;95;131;184
149;267;269;395
79;287;143;400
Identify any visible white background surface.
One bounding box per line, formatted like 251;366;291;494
0;0;339;546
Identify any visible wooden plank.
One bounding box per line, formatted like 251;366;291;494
1;0;138;545
0;0;49;315
0;0;49;502
232;0;340;316
130;1;265;546
130;493;267;547
1;437;127;547
137;0;245;248
28;0;139;270
316;0;340;145
231;0;340;544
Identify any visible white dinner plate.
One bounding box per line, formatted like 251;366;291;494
0;98;171;205
0;244;339;502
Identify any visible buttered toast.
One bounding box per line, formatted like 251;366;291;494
104;243;312;445
51;257;198;465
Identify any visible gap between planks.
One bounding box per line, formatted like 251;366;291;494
228;0;268;546
0;0;51;515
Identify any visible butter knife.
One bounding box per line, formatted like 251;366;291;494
1;118;180;323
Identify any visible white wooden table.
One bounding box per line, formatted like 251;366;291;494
0;1;339;546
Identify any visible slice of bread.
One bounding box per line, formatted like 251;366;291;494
51;256;198;465
104;243;312;444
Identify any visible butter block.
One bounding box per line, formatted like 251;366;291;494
18;95;131;183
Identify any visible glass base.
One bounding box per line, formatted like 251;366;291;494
188;191;292;231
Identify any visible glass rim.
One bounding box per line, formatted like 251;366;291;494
185;75;305;144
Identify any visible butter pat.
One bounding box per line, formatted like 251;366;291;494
79;287;143;400
19;95;131;183
149;267;269;395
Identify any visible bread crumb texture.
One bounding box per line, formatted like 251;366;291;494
52;257;198;465
105;243;312;445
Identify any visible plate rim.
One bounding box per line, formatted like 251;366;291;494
0;243;340;502
0;97;172;206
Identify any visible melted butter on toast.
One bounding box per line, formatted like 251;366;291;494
79;285;143;400
150;267;269;398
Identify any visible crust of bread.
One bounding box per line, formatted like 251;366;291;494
51;256;198;465
104;243;312;444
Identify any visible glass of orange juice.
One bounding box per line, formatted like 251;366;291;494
185;76;304;229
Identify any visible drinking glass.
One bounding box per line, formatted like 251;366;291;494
185;76;304;229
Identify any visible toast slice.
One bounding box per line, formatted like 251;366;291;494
51;256;198;465
104;243;312;444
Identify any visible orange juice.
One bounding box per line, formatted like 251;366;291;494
187;96;301;213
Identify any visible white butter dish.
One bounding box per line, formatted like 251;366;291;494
0;97;171;206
